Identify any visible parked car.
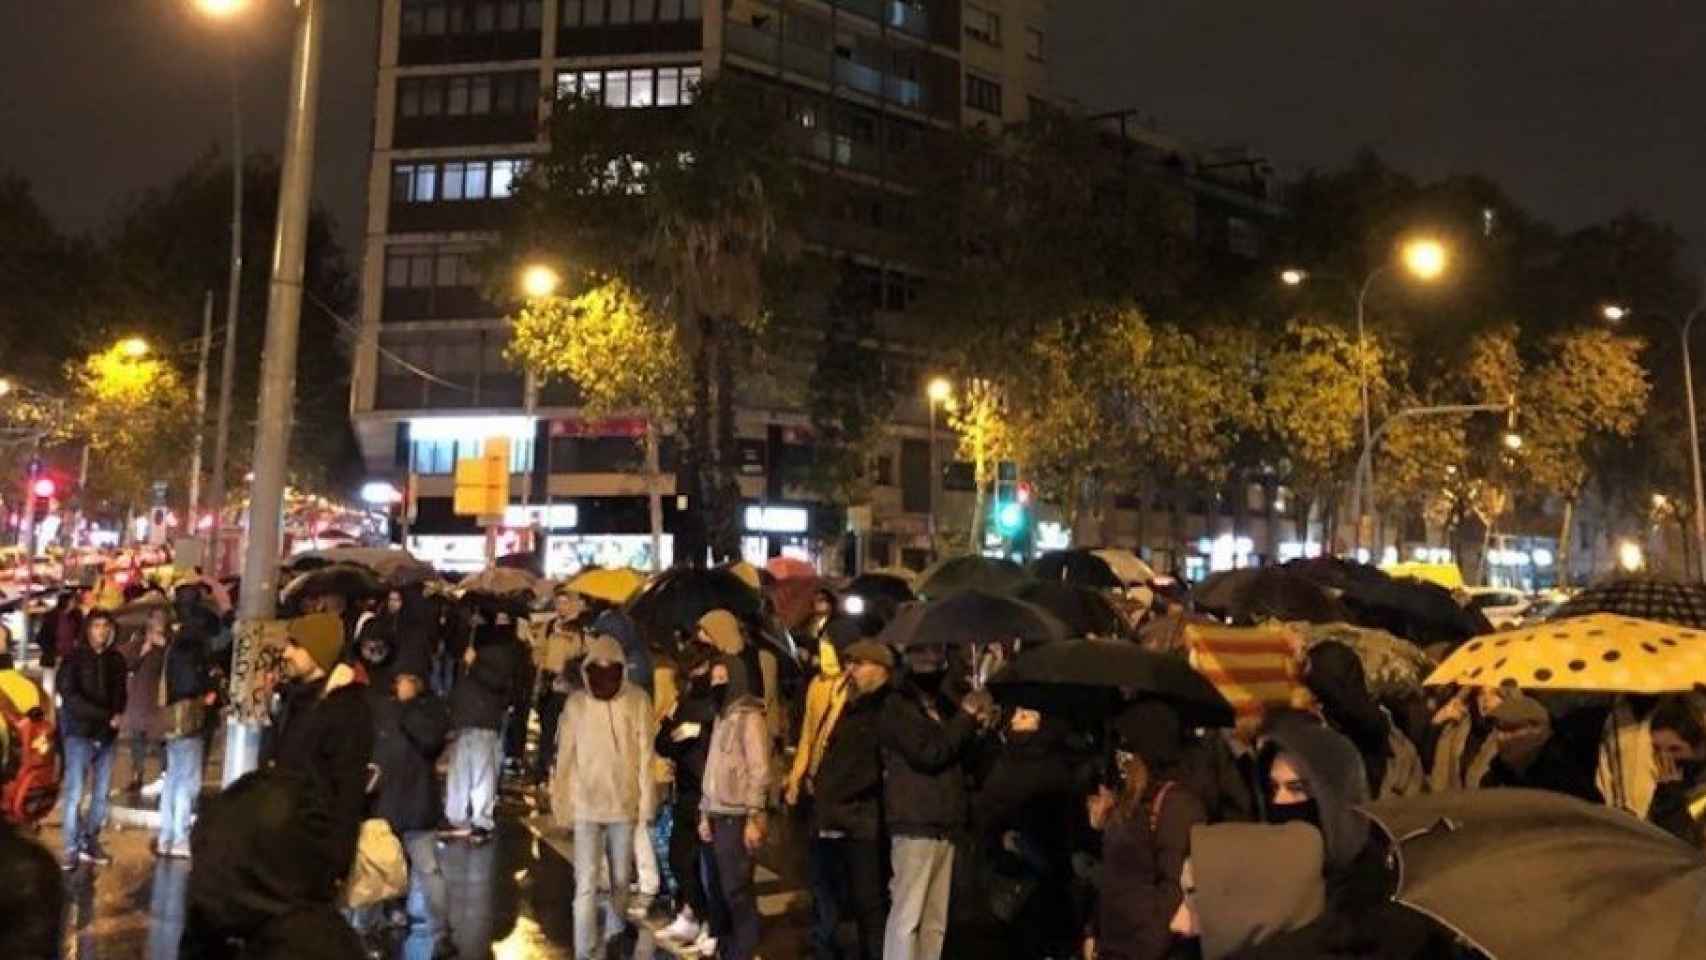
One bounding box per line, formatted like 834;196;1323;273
1466;586;1532;629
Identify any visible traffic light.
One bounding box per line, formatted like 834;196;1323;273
30;477;55;499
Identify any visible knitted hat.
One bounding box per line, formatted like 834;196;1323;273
696;609;746;655
287;612;345;675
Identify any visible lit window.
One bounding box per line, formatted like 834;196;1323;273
582;70;603;101
606;69;630;107
682;65;701;99
392;164;414;203
491;159;517;197
629;69;654;108
657;66;681;106
964;4;1000;45
442;161;466;200
464;160;489;199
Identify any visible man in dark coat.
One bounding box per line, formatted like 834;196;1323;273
808;640;897;960
878;645;996;960
367;672;453;955
57;609;126;870
443;606;519;844
269;617;374;881
654;645;720;948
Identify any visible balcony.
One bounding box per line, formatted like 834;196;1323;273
884;1;929;38
833;57;884;98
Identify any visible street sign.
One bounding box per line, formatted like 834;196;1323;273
453;437;510;517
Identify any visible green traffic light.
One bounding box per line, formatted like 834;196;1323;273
997;500;1025;535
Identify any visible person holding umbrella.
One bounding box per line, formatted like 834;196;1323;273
698;655;772;960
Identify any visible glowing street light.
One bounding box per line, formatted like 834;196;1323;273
1618;539;1646;573
1279;268;1307;286
194;0;248;17
0;378;10;398
119;337;150;359
1401;238;1449;281
926;377;952;560
1602;304;1630;322
521;264;561;299
927;377;952;404
1502;432;1523;451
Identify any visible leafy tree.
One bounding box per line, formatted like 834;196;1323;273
507;278;689;415
802;291;899;533
945;378;1012;553
66;341;195;515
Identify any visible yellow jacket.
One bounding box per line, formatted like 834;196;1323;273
786;668;849;800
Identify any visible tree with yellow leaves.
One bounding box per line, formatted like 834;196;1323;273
66;340;195;515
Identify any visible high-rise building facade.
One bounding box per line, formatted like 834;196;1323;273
351;0;1056;574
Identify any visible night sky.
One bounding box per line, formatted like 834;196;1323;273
1;2;1701;258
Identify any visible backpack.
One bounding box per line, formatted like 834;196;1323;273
0;678;60;826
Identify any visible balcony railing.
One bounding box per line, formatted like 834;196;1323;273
727;18;932;112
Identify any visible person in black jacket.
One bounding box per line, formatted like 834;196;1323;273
366;672;454;957
809;640;896;960
878;644;997;960
654;645;720;948
158;605;218;859
269;618;374;886
57;609;127;870
443;606;519;844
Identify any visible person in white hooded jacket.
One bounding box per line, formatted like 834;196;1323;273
551;634;657;960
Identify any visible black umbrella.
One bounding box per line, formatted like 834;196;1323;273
494;551;544;577
916;555;1027;600
280;563;384;605
1553;577;1706;629
1028;550;1124;591
988;638;1235;727
1340;575;1491;646
841;573;917;625
876;589;1068;650
626;567;764;650
1194;567;1346;625
1009;580;1127;638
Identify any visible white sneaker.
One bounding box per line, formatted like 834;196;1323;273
140;776;166;800
689;930;717;956
657;912;700;943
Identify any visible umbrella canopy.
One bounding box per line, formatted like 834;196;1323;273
1091;548;1156;586
626;567;764;649
1028;550;1124;591
281;563;384;605
1554;577;1706;629
1291;621;1434;701
1009;580;1127;638
1362;788;1706;960
877;589;1068;650
494;551;543;576
293;546;437;587
765;556;817;581
1194;568;1347;625
989;638;1235;727
864;566;919;587
841;573;917;625
460;565;544;599
112;593;175;630
916;555;1027;600
767;576;832;631
564;567;649;605
1340;575;1491;646
1425;613;1706;694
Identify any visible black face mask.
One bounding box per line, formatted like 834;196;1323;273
586;662;624;701
1680;760;1704;783
710;683;729;713
1267;799;1322;830
911;669;945;695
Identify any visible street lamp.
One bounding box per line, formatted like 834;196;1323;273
119;337;150;359
926;377;952;560
1602;304;1630;322
1401;238;1448;281
1502;431;1523;451
195;0;248;14
1279;268;1307;287
0;379;10;398
521;263;561;299
1350;402;1505;565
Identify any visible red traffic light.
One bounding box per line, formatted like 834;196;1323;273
1016;482;1033;505
31;477;55;499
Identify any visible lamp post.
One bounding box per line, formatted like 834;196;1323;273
1282;237;1449;554
1604;299;1706;580
1350;402;1509;563
926;377;951;560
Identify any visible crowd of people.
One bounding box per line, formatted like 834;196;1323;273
2;567;1704;960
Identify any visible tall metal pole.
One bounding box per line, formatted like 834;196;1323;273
1351;266;1386;556
1680;306;1706;581
225;0;324;785
207;45;244;576
188;291;214;529
928;401;939;560
1353;403;1508;565
646;422;665;573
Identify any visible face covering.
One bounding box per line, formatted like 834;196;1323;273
911;669;945;695
710;681;729;713
818;640;842;678
586;662;624;701
1267;799;1322;830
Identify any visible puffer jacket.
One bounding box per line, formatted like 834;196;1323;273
701;655;772;817
550;636;657;825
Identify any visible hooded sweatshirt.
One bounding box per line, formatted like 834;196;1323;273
592;609;655;695
1303;643;1391;795
1187;822;1326;960
785;616;858;798
1259;713;1370;875
701;655;772;817
551;635;657;825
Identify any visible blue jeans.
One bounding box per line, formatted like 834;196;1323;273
159;736;204;851
62;735;117;851
444;728;499;830
574;820;634;960
402;829;450;955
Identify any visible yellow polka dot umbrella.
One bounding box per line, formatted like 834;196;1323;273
1424;613;1706;694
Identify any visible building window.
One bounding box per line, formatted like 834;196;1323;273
397;71;537;119
966;74;1002;115
556;65;698;106
963;4;1000;45
412;439;458;475
402;0;539;34
392;158;531;204
1024;25;1044;60
609;0;631;23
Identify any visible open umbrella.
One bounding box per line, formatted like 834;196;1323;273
294;546;437;587
1194;568;1346;625
564;567;649;606
1091;548;1156;586
1362;788;1706;959
765;556;817;581
876;589;1068;650
1291;621;1434;701
112;593;176;630
281;563;384;605
1028;550;1124;591
626;567;764;650
1553;577;1706;629
1424;612;1706;694
460;565;542;599
988;638;1235;727
916;555;1027;600
1340;575;1491;646
1009;580;1127;638
841;573;916;624
766;576;831;631
720;561;774;591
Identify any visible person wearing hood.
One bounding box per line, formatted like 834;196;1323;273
1301;643;1399;797
268;614;374;881
1086;700;1209;960
57;609;127;871
356;618;403;700
698;654;773;960
879;644;998;960
443;607;520;844
1165;822;1327;960
698;608;785;754
586;608;664;909
552;633;658;960
366;672;454;957
653;644;720;953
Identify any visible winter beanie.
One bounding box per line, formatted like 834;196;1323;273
696;609;746;655
287;612;345;675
